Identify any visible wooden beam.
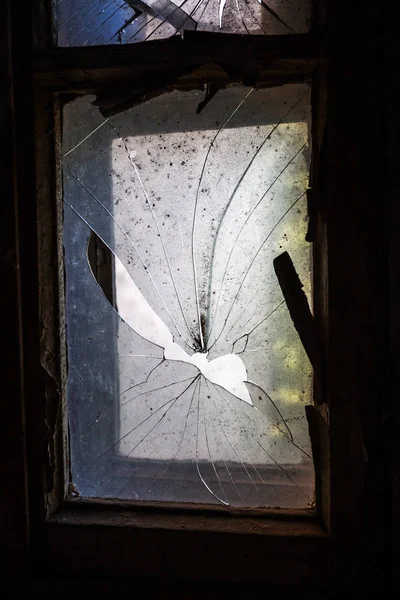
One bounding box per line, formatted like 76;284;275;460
32;31;325;94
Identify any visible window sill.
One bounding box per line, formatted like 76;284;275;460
51;496;323;535
41;498;330;584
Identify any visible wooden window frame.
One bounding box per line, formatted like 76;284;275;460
4;0;392;588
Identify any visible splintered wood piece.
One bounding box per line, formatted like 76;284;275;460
273;251;322;384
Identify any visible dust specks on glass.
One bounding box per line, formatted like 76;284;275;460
62;84;314;507
55;0;311;46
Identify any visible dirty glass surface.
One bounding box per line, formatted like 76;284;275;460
63;84;314;507
55;0;311;46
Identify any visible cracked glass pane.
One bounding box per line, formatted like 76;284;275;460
55;0;311;46
63;84;314;507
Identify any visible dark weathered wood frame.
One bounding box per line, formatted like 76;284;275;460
4;0;393;589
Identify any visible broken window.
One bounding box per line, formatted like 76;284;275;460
63;83;314;507
55;0;311;46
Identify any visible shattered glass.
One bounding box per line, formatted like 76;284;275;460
63;84;314;507
55;0;311;46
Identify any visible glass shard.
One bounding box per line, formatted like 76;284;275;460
55;0;311;46
63;84;314;507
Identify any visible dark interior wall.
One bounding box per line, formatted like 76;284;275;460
386;0;400;586
0;0;29;579
1;0;398;592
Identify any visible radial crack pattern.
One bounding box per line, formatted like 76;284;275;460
62;84;314;507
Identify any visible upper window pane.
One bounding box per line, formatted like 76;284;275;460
62;84;314;508
55;0;311;46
